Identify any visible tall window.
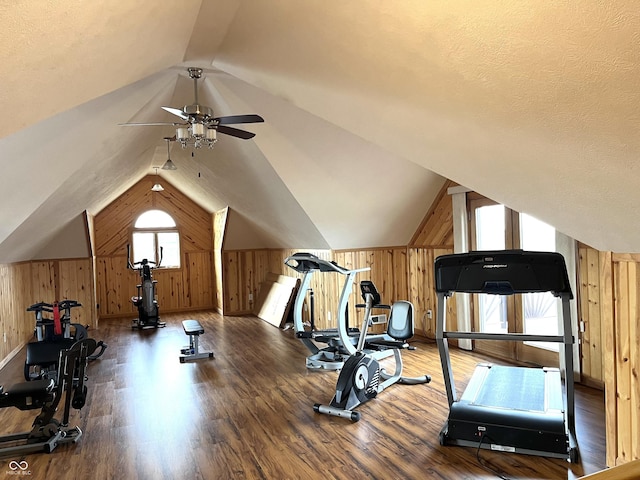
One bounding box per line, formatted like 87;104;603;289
520;213;558;351
133;210;180;268
475;204;508;334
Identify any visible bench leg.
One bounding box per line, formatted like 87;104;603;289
179;333;214;363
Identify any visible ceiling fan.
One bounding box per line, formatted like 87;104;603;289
119;67;264;148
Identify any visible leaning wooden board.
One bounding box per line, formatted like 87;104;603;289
253;273;300;328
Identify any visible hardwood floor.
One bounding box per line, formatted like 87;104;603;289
0;311;607;479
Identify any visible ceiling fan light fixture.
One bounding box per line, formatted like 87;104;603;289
175;125;218;149
119;67;263;149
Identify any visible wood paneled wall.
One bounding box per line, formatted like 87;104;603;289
606;253;640;466
576;245;640;467
333;248;408;331
94;176;215;318
409;180;455;248
218;181;457;331
408;247;456;337
578;244;610;388
0;263;34;366
0;258;96;368
220;246;456;339
219;249;330;316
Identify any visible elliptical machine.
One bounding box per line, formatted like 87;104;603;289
127;244;165;329
313;281;431;422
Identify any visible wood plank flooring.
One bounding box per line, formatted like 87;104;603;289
0;311;607;479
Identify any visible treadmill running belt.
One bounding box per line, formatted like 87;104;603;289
471;366;545;412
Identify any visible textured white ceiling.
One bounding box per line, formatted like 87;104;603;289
0;0;638;262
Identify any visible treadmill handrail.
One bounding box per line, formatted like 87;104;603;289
443;332;566;343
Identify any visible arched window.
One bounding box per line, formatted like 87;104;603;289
132;209;181;268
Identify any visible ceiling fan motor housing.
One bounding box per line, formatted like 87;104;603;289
184;104;214;121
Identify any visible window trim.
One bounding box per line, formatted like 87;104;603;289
131;210;182;270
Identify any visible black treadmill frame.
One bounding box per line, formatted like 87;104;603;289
434;249;578;462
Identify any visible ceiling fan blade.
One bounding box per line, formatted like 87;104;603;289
214;114;264;125
118;122;186;127
217;125;256;139
162;106;189;120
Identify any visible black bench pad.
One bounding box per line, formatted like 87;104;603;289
182;320;204;336
5;379;55;397
25;339;76;366
0;378;55;410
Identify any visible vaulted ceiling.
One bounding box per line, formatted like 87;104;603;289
1;1;638;263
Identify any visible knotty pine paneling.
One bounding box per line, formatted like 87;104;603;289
184;251;214;309
222;244;456;337
333;248;409;332
94;176;215;319
408;247;455;337
579;248;640;467
608;254;640;466
0;263;33;367
58;258;97;328
578;244;608;388
27;259;95;328
94;175;212;256
410;180;455;247
220;249;331;317
0;258;96;369
96;254;215;318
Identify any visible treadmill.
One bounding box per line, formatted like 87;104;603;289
434;250;579;462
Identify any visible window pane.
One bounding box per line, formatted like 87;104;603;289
135;209;176;228
520;213;558;351
520;214;555;251
158;232;180;268
475;205;507;333
132;232;155;264
476;204;505;251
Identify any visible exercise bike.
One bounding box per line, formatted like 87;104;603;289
127;244;165;329
0;338;97;456
313;281;431;421
24;300;107;382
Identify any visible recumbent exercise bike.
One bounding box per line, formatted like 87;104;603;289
314;281;431;422
24;300;106;382
127;244;165;329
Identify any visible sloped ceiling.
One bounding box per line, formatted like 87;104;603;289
0;1;638;263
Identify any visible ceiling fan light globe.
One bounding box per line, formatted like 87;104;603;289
192;123;205;137
176;127;189;141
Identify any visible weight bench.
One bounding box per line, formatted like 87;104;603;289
179;320;214;363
